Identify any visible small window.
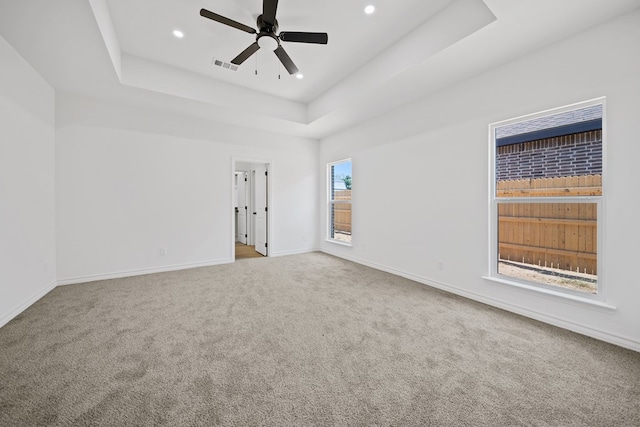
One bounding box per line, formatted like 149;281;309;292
328;159;352;244
490;100;604;296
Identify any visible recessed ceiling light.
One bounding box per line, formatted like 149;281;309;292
296;73;304;79
173;29;184;38
364;5;375;15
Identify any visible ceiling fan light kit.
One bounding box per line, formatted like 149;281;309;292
200;0;328;76
257;35;278;51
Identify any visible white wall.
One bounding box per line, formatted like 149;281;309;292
56;93;318;284
0;35;56;326
320;11;640;351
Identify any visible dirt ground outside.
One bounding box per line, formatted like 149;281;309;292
332;231;351;244
329;233;595;293
499;261;597;294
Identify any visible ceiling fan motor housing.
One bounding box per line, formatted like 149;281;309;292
257;15;278;34
199;2;327;75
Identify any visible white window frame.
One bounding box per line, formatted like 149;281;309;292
485;98;611;307
327;158;352;246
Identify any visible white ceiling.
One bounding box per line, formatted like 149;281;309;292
107;0;457;103
1;0;639;139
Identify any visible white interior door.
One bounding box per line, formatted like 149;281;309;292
236;172;248;244
253;165;268;256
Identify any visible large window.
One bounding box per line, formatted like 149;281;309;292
328;159;352;244
489;99;604;297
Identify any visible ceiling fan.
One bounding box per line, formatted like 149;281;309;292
200;0;328;75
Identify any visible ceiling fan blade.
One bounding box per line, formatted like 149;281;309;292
274;45;299;75
279;32;328;44
231;42;261;65
200;8;256;34
262;0;279;27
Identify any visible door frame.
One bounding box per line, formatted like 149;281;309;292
251;165;268;256
235;171;248;244
231;157;272;260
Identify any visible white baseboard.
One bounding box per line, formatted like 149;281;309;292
57;258;234;286
321;249;640;353
0;281;57;329
270;248;319;258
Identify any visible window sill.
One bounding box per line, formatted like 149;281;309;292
325;239;352;247
482;275;616;311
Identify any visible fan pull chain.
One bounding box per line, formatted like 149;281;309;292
255;54;258;76
278;62;281;80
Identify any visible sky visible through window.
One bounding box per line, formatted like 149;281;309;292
332;161;352;190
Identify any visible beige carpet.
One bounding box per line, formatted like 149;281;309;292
1;252;639;426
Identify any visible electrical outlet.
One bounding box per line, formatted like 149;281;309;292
437;261;444;270
160;248;167;256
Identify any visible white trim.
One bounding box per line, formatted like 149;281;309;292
490;96;607;128
269;248;319;257
481;276;615;310
327;158;353;168
488;97;606;300
0;281;57;329
232;157;272;260
322;249;639;353
327;158;353;244
56;258;233;286
325;239;352;247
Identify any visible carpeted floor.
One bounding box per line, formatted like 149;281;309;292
1;252;639;426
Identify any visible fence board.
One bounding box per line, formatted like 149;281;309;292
497;175;600;275
332;190;352;233
496;175;602;197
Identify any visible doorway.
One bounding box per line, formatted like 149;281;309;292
235;171;248;244
233;160;270;260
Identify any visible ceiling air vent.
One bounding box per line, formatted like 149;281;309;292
212;58;238;71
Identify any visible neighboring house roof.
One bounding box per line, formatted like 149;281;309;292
496;104;602;146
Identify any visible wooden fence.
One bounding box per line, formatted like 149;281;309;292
497;175;601;275
333;190;351;233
